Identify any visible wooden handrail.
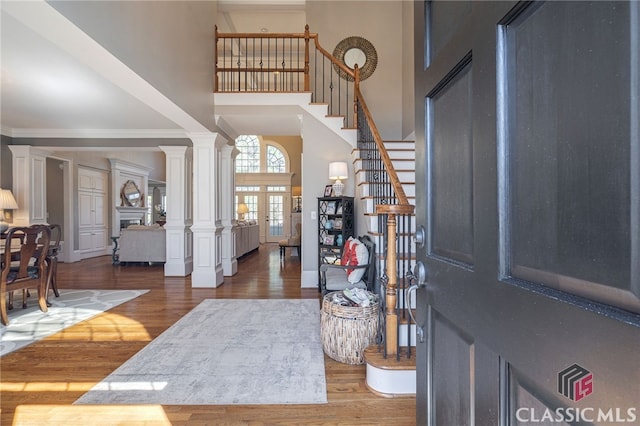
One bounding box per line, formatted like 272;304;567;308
355;86;412;208
308;34;356;80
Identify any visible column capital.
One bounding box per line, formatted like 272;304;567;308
159;145;189;156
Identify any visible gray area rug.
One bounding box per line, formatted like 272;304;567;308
1;289;149;357
76;298;327;405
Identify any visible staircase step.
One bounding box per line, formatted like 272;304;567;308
362;194;416;213
355;169;415;184
354;148;415;160
364;346;416;397
364;346;416;370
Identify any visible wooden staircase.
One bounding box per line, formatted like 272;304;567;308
352;139;417;397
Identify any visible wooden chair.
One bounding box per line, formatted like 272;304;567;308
46;224;62;299
279;223;302;260
1;225;51;325
319;235;376;296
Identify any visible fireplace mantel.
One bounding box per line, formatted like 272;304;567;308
110;159;152;236
116;206;149;225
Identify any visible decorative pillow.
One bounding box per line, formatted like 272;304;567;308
338;238;369;284
341;237;356;267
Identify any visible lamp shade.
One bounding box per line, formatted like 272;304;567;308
0;189;18;209
237;203;249;214
329;162;348;180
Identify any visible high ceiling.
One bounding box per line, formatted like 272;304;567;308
0;1;306;139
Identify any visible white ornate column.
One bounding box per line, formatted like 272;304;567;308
8;145;48;226
190;133;225;287
159;146;193;277
221;143;240;276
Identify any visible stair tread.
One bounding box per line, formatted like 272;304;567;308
358;181;415;186
382;140;415;143
360;195;416;200
364;346;416;370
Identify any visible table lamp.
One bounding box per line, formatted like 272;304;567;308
329;162;348;197
0;189;19;233
237;203;249;221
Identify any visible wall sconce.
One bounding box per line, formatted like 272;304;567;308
237;203;249;221
0;189;19;233
329;162;348;197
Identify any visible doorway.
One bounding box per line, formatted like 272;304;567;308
236;187;290;243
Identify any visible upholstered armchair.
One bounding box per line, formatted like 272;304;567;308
319;235;375;296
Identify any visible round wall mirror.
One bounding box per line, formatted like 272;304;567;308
121;180;142;207
343;48;367;69
332;36;378;81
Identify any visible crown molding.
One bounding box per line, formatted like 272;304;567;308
5;128;190;139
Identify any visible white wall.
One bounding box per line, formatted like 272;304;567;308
50;1;217;131
402;1;415;140
53;150;166;183
300;112;354;288
306;0;405;141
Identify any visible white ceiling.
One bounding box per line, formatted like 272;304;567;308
0;1;307;139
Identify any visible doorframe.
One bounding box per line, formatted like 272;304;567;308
46;153;75;263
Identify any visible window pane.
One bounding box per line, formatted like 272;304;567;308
268;195;284;237
266;145;286;173
235;135;260;173
267;186;286;192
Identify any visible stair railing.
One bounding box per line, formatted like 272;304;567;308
216;25;358;128
354;84;415;359
215;26;415;359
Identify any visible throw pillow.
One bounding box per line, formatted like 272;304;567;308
346;238;369;284
341;237;356;267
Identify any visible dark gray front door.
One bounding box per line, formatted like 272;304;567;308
413;1;639;424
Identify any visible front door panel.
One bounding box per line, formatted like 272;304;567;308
414;1;640;424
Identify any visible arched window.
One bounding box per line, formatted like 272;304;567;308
235;136;288;173
266;145;286;173
235;135;260;173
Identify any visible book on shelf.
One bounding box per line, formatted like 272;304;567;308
326;201;337;215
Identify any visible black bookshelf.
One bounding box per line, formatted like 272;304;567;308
317;196;355;288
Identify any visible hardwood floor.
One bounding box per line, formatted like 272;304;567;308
1;244;415;425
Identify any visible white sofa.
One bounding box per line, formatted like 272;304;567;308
118;224;166;263
236;222;259;257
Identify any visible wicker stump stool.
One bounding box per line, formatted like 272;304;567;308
320;291;379;365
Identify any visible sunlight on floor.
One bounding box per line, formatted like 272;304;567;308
13;404;172;425
1;381;97;392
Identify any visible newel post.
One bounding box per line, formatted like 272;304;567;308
376;204;415;357
304;24;310;92
214;25;219;93
353;65;360;128
385;212;398;355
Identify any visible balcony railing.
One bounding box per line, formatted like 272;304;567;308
216;25;358;128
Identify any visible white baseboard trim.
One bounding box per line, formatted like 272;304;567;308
301;270;319;288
